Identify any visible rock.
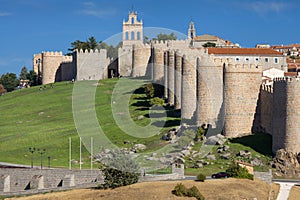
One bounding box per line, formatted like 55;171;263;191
123;140;131;144
251;158;263;166
206;154;216;160
205;134;226;145
132;144;147;152
181;150;190;156
192;163;203;168
223;145;230;151
238;150;251;157
137;115;144;120
221;153;231;160
152;153;157;157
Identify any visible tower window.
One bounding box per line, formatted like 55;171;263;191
125;32;129;40
265;58;269;62
131;31;135;40
274;58;278;64
245;58;249;61
137;31;141;40
131;17;134;24
236;57;240;61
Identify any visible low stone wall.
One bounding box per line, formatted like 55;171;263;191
0;168;103;196
139;173;184;182
254;169;272;184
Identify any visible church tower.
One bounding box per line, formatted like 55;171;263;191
122;11;143;46
188;21;196;39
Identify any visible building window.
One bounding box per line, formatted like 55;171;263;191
245;58;249;61
274;58;278;64
125;32;129;40
137;31;141;40
265;58;269;62
131;17;134;24
236;57;240;61
255;58;259;61
131;31;135;40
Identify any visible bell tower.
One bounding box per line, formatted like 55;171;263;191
122;10;143;46
188;21;196;39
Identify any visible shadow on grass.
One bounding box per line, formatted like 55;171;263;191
229;133;273;156
152;119;181;128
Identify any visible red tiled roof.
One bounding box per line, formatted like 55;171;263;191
284;72;298;77
207;48;283;55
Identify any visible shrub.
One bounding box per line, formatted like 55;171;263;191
195;127;206;141
172;183;205;200
187;186;205;200
100;167;139;189
196;173;206;182
144;83;154;98
150;97;164;106
226;163;254;180
172;183;187;196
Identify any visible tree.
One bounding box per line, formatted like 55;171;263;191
27;70;38;86
19;66;29;80
153;33;177;41
202;42;216;47
88;36;98;49
0;73;19;92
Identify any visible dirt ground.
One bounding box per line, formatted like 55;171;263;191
7;178;279;200
288;185;300;200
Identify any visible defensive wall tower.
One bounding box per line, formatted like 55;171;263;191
196;56;224;128
41;51;64;85
272;77;300;153
174;50;182;109
181;54;197;120
259;84;273;135
152;47;165;83
224;63;262;138
74;49;108;81
168;50;175;106
164;51;169;99
132;44;151;77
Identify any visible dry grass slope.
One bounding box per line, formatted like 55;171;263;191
288;185;300;200
8;178;279;200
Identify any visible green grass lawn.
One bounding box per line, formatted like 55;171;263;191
0;78;179;168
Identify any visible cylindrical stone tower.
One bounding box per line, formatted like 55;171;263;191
181;54;197;121
153;48;164;83
42;51;63;85
164;51;169;99
224;64;262;138
278;78;300;153
174;50;182;110
168;50;175;106
196;57;224;128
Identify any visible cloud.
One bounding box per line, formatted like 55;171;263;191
244;1;290;14
79;2;116;18
0;12;12;17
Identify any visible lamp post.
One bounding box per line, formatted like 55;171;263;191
37;148;46;169
28;147;36;168
47;156;51;169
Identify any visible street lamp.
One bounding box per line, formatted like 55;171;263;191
47;156;51;169
28;147;36;168
37;148;46;169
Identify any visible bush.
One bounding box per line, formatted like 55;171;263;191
187;186;205;200
144;83;154;98
172;183;187;196
196;173;206;182
226;163;254;180
100;167;139;189
150;97;164;106
172;183;205;200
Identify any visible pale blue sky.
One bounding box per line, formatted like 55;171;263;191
0;0;299;75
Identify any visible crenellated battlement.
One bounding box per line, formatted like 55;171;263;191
261;84;273;93
225;63;262;73
75;49;107;54
42;51;63;56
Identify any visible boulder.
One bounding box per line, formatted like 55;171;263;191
205;134;226;145
220;153;231;160
206;154;216;160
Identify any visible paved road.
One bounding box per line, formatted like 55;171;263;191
274;181;297;200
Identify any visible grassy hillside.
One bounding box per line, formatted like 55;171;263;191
0;78;174;168
0;77;273;174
